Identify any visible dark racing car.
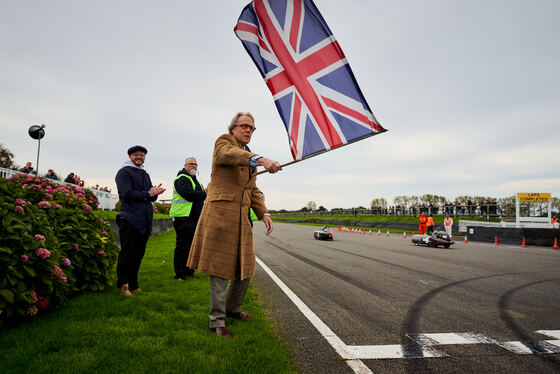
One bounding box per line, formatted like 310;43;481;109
314;226;334;240
411;230;454;248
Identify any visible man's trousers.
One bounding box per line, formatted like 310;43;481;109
209;275;250;328
116;216;150;291
173;217;196;278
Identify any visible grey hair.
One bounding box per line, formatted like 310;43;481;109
228;112;255;134
184;157;196;163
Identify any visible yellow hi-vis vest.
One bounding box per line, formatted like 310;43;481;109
169;174;203;218
250;208;258;221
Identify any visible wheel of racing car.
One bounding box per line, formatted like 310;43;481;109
443;244;450;248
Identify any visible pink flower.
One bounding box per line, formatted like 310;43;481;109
51;265;67;283
38;201;52;209
73;243;79;250
35;248;51;259
83;205;92;212
30;291;38;303
44;193;53;199
37;296;49;309
27;305;39;316
15;198;26;206
21;254;29;262
97;251;106;257
34;178;41;183
15;206;25;215
61;258;71;267
97;219;104;224
34;234;46;241
102;231;108;236
53;203;63;209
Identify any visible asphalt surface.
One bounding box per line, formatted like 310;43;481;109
251;222;560;374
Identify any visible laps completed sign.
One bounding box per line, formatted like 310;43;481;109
517;193;551;202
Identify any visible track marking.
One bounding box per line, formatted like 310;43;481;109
257;255;560;364
256;257;373;373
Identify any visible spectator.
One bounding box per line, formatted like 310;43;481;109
44;169;59;180
64;172;76;184
19;162;35;174
115;145;165;296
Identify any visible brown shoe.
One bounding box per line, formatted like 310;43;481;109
226;311;253;321
210;327;233;338
120;284;133;296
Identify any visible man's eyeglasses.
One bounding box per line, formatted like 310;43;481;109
131;153;145;157
186;163;198;166
237;124;255;132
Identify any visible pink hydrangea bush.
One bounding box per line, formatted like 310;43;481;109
0;175;118;326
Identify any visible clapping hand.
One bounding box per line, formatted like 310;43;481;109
149;183;166;197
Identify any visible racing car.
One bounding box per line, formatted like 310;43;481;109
314;226;334;240
411;230;454;248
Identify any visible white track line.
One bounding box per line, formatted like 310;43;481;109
256;257;373;374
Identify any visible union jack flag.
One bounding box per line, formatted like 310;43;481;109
235;0;386;160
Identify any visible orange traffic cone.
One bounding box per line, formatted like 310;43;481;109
553;237;559;250
369;230;372;235
521;237;527;248
377;230;381;236
386;231;390;237
363;229;366;235
464;234;468;243
402;232;407;238
494;236;499;246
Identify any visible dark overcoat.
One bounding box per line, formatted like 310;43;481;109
115;165;157;234
187;134;267;280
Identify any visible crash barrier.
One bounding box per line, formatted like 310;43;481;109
466;226;560;247
109;218;174;245
274;218;457;234
0;167;119;210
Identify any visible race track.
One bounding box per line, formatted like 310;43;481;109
251;222;560;374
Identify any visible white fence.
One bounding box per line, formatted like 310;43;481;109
458;220;553;232
0;167;118;210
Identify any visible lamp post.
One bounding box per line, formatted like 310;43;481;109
28;124;46;176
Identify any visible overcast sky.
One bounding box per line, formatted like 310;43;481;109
1;0;559;210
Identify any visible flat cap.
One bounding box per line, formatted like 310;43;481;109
127;145;148;155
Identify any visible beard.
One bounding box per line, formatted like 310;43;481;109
187;169;196;177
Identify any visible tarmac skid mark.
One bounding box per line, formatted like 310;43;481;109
257;255;560;367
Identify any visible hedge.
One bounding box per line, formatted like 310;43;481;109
0;174;119;327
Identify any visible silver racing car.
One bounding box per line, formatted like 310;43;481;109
411;230;454;248
314;226;334;240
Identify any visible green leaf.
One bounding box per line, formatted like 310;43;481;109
0;247;12;255
23;266;37;277
0;289;15;304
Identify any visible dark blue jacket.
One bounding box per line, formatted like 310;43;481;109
115;165;157;234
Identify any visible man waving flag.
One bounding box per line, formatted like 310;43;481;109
235;0;386;161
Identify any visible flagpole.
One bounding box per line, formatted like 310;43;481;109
255;129;387;176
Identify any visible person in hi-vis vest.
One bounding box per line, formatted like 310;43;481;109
444;214;453;238
170;157;207;280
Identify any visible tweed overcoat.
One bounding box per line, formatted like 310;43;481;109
187;134;268;280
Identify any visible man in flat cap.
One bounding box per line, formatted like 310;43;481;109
115;145;165;296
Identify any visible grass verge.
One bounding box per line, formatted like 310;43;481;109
0;230;295;374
